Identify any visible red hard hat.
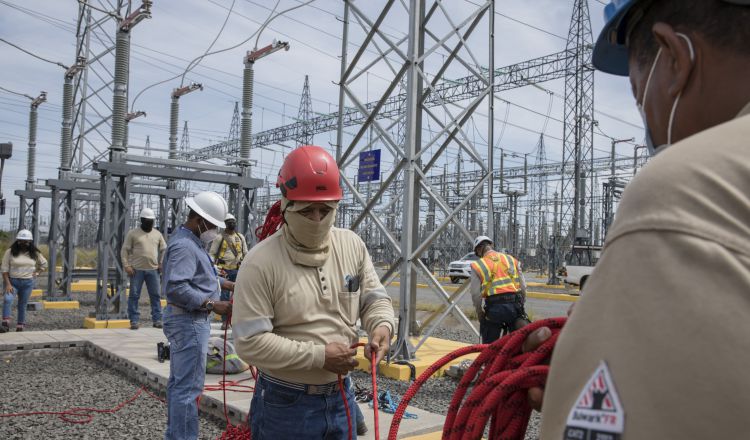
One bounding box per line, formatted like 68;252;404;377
276;145;343;201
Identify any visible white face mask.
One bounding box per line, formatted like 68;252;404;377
637;33;695;156
198;220;220;244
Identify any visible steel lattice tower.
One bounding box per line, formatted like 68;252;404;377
296;75;314;146
560;0;595;249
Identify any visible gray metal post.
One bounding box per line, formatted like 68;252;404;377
486;0;495;241
335;2;350;162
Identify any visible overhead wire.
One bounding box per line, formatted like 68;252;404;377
0;37;69;70
179;0;238;87
0;86;34;101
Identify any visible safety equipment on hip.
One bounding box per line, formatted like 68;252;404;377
471;250;522;297
276;145;343;201
473;235;492;251
186;191;228;229
15;229;33;241
225;213;236;221
139;207;156;220
206;337;249;375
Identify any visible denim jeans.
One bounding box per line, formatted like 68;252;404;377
250;375;358;439
3;278;34;325
220;269;238;323
163;307;210;440
128;269;162;324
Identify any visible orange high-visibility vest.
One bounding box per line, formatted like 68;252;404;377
470;250;522;297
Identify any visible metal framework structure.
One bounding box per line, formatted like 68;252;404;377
295;75;314;146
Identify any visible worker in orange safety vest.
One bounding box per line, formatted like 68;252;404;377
470;235;530;343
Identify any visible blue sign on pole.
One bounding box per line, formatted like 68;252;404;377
358;149;381;182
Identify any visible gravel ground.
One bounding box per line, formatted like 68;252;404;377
0;349;225;440
8;293;542;439
5;291;161;331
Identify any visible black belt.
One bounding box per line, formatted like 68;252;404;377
259;372;343;395
485;293;522;304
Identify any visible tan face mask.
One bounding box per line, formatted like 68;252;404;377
284;208;337;249
281;198;338;267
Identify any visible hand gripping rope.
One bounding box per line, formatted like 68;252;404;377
339;342;380;440
388;317;566;440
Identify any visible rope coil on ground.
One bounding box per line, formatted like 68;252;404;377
388;317;566;440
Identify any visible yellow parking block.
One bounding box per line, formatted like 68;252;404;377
527;282;565;289
527;291;578;302
161;299;167;307
41;300;80;309
31;289;44;298
354;336;478;381
71;281;97;292
83;317;131;329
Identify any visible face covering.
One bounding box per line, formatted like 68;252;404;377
140;218;154;232
285;209;336;249
198;220;220;244
225;221;236;232
281;201;338;267
637;33;695;156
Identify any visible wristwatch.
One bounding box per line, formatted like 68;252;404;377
204;300;215;312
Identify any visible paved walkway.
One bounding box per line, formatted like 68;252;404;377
0;325;444;439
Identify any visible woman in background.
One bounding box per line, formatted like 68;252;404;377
1;229;47;332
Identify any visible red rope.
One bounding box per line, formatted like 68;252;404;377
0;386;165;424
340;342;380;440
255;200;283;242
387;317;566;440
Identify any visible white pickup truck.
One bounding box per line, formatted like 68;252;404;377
561;245;602;291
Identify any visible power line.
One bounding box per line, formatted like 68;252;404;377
0;86;34;101
0;37;69;70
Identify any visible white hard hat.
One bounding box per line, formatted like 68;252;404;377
225;213;236;221
473;235;492;250
185;191;228;228
16;229;33;241
139;207;156;219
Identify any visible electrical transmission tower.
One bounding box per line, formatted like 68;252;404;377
559;0;595;258
296;75;314;146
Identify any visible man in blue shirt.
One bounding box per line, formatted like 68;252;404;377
162;191;234;440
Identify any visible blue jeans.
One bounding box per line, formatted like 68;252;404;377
3;278;34;325
250;375;358;439
128;269;162;324
163;307;210;440
220;269;238;323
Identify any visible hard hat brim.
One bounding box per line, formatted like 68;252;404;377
185;197;226;229
592;0;637;77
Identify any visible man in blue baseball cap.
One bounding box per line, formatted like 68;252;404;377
523;1;750;439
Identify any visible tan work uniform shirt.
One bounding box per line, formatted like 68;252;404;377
120;228;167;271
540;104;750;439
209;232;248;270
1;249;47;279
232;227;395;385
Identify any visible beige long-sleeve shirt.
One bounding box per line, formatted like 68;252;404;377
232;226;395;385
120;228;167;271
1;249;47;279
540;104;750;439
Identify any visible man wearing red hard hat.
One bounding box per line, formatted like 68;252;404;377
232;145;395;439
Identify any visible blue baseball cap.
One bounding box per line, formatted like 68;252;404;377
593;0;750;76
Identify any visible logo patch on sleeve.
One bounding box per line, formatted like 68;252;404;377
564;361;624;440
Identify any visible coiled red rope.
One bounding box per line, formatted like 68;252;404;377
255;200;283;242
388;317;566;440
